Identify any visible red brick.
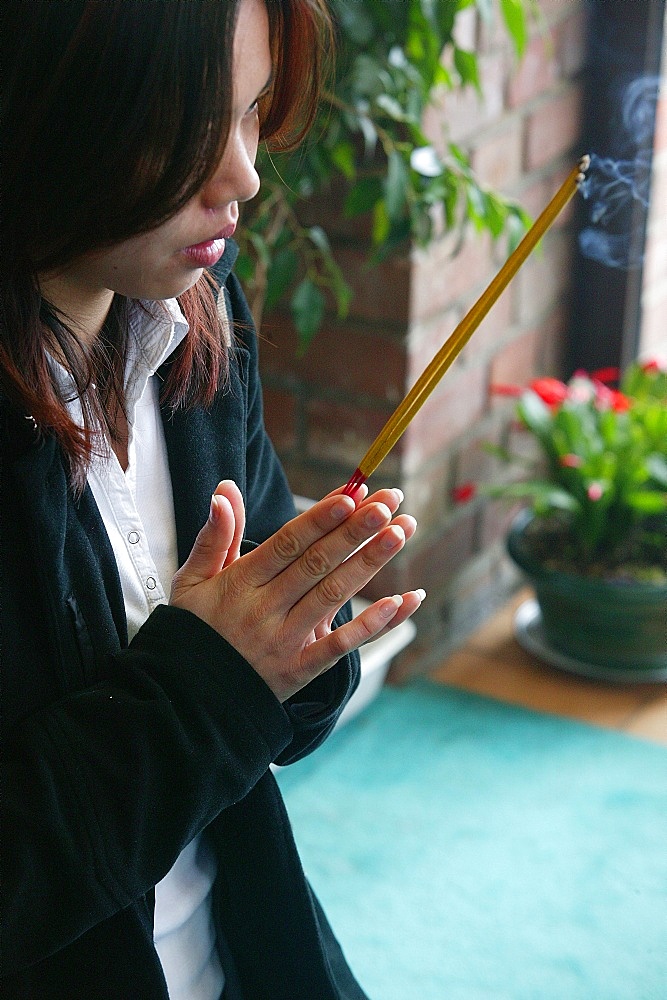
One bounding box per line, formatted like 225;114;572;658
479;496;523;551
262;388;297;452
507;29;560;109
410;229;494;322
489;326;541;389
537;0;585;23
513;228;575;327
471;126;524;192
519;161;581;230
286;466;349;504
407;285;513;390
427;51;506;146
469;280;516;356
554;9;589;79
535;302;569;375
296;172;374;242
358;503;480;604
400;457;451;538
407;509;479;592
407;307;460;382
402;362;487;471
524;85;584;171
331;247;411;326
305;398;400;474
451;424;505;502
260;318;408;405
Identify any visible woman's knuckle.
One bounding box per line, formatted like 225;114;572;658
272;528;301;563
327;626;348;660
357;544;380;573
301;546;331;580
316;576;346;608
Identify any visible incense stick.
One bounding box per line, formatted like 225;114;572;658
343;155;590;497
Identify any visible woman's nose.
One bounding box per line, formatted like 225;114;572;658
201;131;260;211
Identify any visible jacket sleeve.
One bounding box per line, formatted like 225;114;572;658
2;601;296;975
225;271;361;767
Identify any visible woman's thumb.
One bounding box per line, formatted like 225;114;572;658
171;493;237;597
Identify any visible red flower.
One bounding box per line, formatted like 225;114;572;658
587;482;603;501
641;359;661;373
609;390;631;412
591;366;620;385
452;483;476;504
529;377;569;408
560;453;582;468
594;382;631;412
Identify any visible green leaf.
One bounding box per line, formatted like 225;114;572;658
385;150;409;220
376;94;415;124
372;200;390;245
234;251;255;283
307;226;331;254
344;176;383;218
291;279;325;350
453;47;481;93
265;248;298;312
517;390;552;438
487;481;579;513
500;0;528;58
647;454;667;488
625;491;667;514
330;140;356;180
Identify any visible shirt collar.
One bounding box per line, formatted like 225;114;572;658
47;297;189;413
127;297;189;379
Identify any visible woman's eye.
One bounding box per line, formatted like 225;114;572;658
245;100;259;117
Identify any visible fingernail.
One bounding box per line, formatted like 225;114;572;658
415;589;426;601
394;488;404;504
365;504;390;529
209;495;219;523
380;595;403;618
331;497;354;521
381;525;404;549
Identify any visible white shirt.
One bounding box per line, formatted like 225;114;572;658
51;299;225;1000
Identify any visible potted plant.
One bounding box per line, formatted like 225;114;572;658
488;360;667;681
237;0;533;346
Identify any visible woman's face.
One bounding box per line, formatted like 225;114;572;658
41;0;271;326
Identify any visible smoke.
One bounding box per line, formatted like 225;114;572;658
578;76;660;270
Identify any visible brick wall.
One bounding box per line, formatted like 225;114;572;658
259;0;588;677
640;7;667;363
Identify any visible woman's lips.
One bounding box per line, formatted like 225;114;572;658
182;226;235;268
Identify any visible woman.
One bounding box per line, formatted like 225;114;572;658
1;2;424;998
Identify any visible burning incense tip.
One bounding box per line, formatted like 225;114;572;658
577;154;591;185
341;155;590;496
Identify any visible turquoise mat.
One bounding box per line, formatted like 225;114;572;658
276;683;667;1000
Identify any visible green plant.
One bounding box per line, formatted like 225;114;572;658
487;362;667;580
237;0;533;349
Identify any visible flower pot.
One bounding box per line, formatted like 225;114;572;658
507;510;667;680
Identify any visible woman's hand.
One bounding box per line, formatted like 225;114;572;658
170;481;424;702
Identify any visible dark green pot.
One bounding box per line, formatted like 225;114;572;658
507;511;667;676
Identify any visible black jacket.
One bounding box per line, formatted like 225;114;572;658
1;245;368;999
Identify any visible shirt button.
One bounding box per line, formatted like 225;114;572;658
127;531;140;544
146;577;157;591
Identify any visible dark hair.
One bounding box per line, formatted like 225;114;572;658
1;0;332;489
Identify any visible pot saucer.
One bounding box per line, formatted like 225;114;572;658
513;599;667;684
